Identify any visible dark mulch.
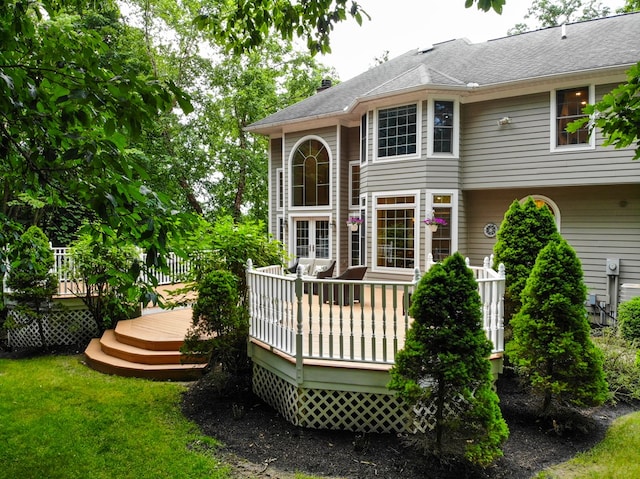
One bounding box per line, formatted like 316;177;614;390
181;371;639;479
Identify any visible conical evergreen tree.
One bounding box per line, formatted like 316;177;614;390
389;253;508;467
493;197;560;323
507;239;609;414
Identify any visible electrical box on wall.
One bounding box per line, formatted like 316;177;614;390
606;258;620;276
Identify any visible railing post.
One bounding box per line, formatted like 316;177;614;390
295;265;304;384
497;263;506;353
246;259;254;337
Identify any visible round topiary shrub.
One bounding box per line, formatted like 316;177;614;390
618;296;640;342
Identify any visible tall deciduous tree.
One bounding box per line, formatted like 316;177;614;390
507;238;609;414
508;0;612;34
389;253;508;467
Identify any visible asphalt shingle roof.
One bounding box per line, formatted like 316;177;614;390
248;12;640;131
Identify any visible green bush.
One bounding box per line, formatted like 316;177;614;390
5;226;58;349
68;232;140;333
618;297;640;342
389;253;509;467
492;197;560;324
183;269;248;375
593;329;640;404
507;238;609;414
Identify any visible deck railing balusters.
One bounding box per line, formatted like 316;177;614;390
246;257;505;364
370;283;377;362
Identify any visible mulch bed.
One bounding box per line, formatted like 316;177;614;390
181;371;639;479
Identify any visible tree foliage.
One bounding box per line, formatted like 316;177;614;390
493;198;561;322
389;253;508;467
507;239;609;414
68;232;141;333
0;1;195;276
568;62;640;160
508;0;611;34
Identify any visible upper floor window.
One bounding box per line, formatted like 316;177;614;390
433;101;454;153
376;104;418;159
276;168;283;210
428;98;459;157
360;113;368;164
349;162;360;208
292;138;330;207
553;86;594;150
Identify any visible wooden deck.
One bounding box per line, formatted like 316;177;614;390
84;308;207;381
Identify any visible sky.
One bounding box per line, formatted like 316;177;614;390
318;0;626;81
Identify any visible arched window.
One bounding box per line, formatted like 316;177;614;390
292;139;330;207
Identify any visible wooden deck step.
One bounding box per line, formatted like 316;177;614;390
84;307;207;381
85;339;207;381
99;329;206;365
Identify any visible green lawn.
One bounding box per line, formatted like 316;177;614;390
0;355;229;479
537;410;640;479
2;355;639;479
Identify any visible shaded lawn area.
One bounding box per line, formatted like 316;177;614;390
0;355;229;479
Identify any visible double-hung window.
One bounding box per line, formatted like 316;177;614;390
376;104;418;159
428;98;459;157
552;86;594;150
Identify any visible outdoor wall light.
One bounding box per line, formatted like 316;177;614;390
497;116;512;126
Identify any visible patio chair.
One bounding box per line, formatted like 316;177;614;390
322;266;367;305
286;257;299;274
310;260;336;294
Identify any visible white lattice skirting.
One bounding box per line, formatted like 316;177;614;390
252;363;414;433
7;302;98;349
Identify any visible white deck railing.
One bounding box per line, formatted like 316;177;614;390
247;256;505;367
3;247;192;297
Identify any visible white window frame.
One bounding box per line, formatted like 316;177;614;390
372;190;421;273
550;85;595;152
289;135;333;211
349;161;360;209
373;103;422;162
360;112;368;165
427;98;460;158
276;168;283;211
425;191;458;264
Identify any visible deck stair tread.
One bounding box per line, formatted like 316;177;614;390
84;307;207;381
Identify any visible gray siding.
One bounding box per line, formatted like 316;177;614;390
461;87;639;189
269;138;283;238
464;185;640;301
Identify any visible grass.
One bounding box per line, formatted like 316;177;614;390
537;411;640;479
0;355;230;479
3;354;639;479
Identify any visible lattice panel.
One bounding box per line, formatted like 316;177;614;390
252;364;413;433
7;308;98;349
411;393;470;433
252;364;299;426
298;388;411;433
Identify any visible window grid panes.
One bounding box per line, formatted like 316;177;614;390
315;220;330;259
350;163;360;207
376;196;416;269
360;113;368;164
292;139;330;206
430;194;452;262
377;105;417;158
556;87;589;146
433;101;454;153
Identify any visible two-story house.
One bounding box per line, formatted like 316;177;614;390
247;12;640;318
